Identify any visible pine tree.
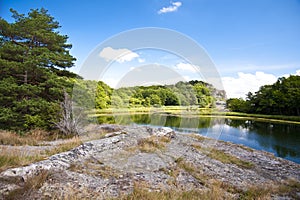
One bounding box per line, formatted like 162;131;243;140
0;8;76;130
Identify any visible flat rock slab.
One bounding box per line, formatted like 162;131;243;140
0;125;299;199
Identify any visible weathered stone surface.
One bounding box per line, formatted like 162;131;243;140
0;125;299;199
149;127;176;138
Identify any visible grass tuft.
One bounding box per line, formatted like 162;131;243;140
174;157;208;186
208;148;254;169
239;185;271;200
277;179;300;198
137;136;171;153
191;143;254;169
188;134;207;142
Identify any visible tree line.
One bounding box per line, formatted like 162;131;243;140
226;75;300;116
110;80;223;108
73;79;225;109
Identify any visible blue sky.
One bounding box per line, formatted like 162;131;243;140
1;0;300;97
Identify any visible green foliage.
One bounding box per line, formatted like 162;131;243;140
108;81;220;109
95;81;112;109
226;98;250;113
226;75;300;116
0;8;76;131
149;94;162;106
72;79;97;109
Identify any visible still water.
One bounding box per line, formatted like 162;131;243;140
97;114;300;164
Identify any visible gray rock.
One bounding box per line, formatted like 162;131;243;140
0;125;299;199
149;127;176;138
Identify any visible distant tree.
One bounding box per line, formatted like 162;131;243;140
226;98;249;112
227;75;300;116
150;94;162;106
143;97;151;107
173;82;197;106
164;89;180;106
95;81;112;109
129;97;142;107
111;95;124;108
193;83;215;107
99;80;221;109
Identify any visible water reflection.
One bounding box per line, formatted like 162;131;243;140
222;118;300;163
96;114;300;163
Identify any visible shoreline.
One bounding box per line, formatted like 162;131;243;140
92;108;300;125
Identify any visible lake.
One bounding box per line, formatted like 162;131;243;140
96;114;300;164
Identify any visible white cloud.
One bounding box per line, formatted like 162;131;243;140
101;78;118;88
281;69;300;78
222;71;277;99
99;47;139;63
183;75;192;81
175;62;200;73
138;58;145;63
158;1;182;14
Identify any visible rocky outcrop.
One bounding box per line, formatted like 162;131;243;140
0;125;299;199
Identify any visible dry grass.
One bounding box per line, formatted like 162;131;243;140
220;179;300;200
188;133;207;142
0;148;45;172
191;143;254;169
80;129;110;142
0;137;82;172
172;157;268;199
45;137;83;156
190;143;203;151
236;144;255;152
68;158;119;178
276;179;300;199
50;183;229;200
118;182;230;200
51;186;99;200
208;148;254;169
175;157;195;173
0;127;107;147
137;136;171;153
0;130;38;146
174;157;209;186
4;170;49;200
0;129;57;146
238;185;272;200
0;126;112;172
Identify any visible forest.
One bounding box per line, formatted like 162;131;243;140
226;75;300;116
92;80;224;109
0;8;225;132
65;79;226;116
